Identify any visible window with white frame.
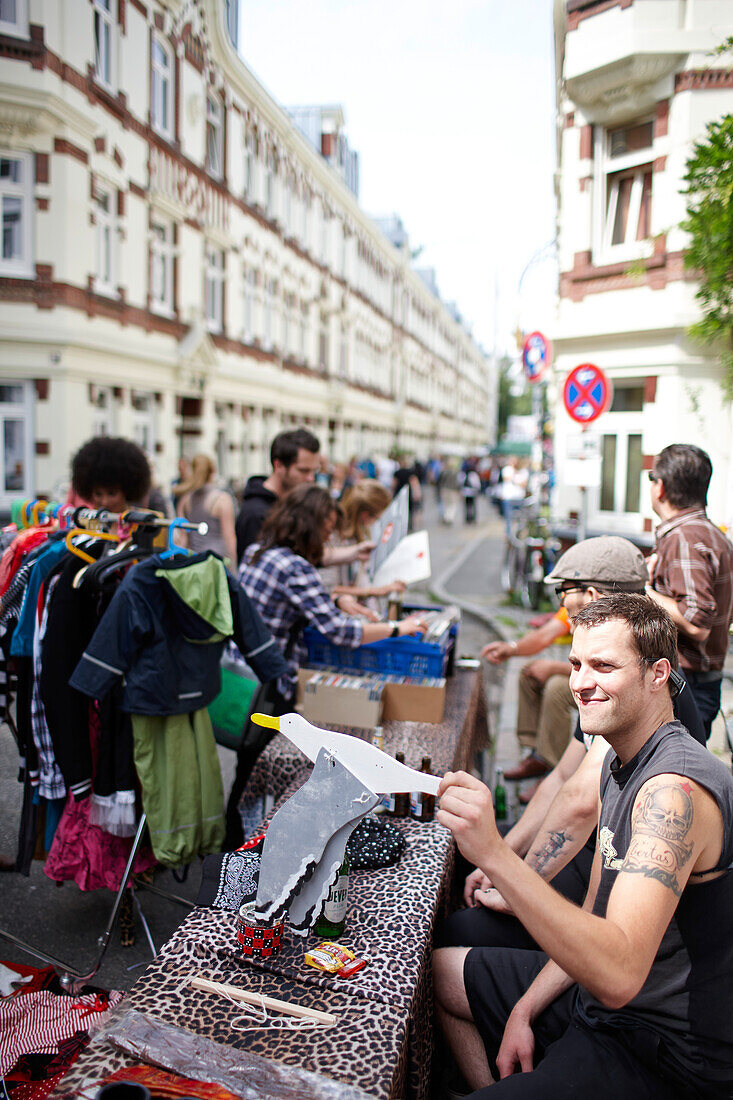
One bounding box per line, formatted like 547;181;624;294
205;94;223;179
150;217;174;315
595;119;654;260
263;278;277;349
0;382;33;504
204;246;224;332
242;266;257;342
0;0;29;38
299;301;308;360
265;151;275;219
338;324;348;379
93;0;116;89
94;185;115;294
243;129;255;199
0;152;32;277
131;391;155;454
318;311;329;370
91;385;113;437
151;35;174;139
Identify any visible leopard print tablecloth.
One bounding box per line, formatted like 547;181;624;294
57;671;486;1100
58;926;408;1100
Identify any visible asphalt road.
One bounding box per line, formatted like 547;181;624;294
0;491;510;992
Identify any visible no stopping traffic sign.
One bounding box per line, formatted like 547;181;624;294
522;331;551;383
563;363;612;423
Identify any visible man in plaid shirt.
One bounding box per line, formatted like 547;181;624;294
646;443;733;738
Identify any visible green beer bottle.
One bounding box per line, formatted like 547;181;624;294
494;767;507;821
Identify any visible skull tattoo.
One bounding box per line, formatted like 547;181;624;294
639;784;693;843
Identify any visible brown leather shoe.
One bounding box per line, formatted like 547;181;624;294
518;781;541;805
503;754;550;781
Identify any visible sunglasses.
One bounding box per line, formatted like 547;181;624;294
647;471;659;483
555;584;586;601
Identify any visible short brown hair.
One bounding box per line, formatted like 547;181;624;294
270;428;320;469
255;483;338;565
572;592;679;671
654;444;712;509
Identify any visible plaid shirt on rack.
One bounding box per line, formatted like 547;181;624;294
652;508;733;672
238;545;363;697
32;574;67;800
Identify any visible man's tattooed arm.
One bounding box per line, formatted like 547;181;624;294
527;829;574;878
620;779;695;898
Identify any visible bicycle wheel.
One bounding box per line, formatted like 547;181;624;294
520;546;545;610
501;539;521;593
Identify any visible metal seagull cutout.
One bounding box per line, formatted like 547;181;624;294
251;712;440;796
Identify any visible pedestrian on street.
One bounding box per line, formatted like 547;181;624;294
459;463;481;525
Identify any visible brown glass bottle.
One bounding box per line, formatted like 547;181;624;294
392;752;410;818
412;756;435;822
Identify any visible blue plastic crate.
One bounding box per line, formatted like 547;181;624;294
303;603;459;680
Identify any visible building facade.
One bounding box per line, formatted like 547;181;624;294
552;0;733;537
0;0;495;509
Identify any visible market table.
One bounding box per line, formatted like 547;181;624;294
56;668;489;1100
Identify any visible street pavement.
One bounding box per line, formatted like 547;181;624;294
1;489;730;992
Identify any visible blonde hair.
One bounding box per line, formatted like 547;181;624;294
178;453;216;495
340;479;391;541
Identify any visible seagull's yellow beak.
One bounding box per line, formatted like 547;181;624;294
251;713;280;730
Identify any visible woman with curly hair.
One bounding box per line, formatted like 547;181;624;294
70;436;151;513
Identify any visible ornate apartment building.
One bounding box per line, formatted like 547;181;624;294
0;0;495;508
552;0;733;535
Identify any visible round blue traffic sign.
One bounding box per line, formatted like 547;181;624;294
522;331;551;383
563;363;612;423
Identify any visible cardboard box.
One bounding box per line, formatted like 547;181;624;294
297;671;384;729
296;669;446;726
381;679;445;723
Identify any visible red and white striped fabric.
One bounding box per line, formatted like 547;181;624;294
0;988;124;1076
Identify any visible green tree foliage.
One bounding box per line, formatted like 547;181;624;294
682;114;733;398
497;355;532;438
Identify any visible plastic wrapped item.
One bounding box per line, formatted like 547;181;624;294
92;1008;373;1100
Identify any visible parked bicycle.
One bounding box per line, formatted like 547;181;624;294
501;501;561;611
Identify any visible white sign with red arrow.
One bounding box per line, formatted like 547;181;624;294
372;529;431;588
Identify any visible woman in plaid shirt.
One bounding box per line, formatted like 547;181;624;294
225;484;426;846
239;484;426;702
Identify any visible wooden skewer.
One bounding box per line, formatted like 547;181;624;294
190;976;338;1026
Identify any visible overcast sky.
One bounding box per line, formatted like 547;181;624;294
238;0;558;358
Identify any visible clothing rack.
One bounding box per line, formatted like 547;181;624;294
0;509;215;990
0;813;193;994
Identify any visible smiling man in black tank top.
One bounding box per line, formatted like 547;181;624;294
435;593;733;1098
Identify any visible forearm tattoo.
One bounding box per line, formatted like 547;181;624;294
621;781;694;898
528;830;572;877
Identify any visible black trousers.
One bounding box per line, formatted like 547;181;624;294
463;948;695;1098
